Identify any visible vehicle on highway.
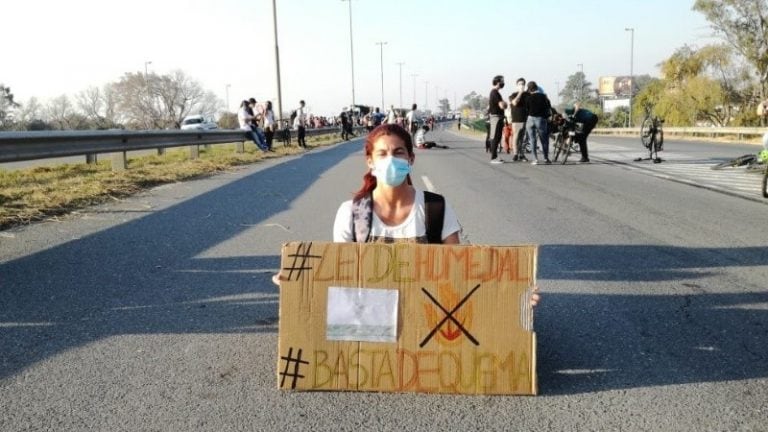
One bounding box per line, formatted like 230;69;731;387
180;115;218;130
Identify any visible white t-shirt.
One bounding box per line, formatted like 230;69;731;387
237;107;253;130
293;106;306;128
415;129;426;147
333;189;461;243
406;110;417;128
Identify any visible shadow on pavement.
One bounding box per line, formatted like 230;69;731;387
537;243;768;395
0;141;361;379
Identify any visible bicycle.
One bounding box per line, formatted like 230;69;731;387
551;116;582;164
711;147;768;198
635;111;664;163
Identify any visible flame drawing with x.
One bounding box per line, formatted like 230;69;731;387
419;283;481;348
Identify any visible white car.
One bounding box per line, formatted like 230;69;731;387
180;115;218;130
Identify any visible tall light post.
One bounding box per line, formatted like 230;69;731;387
396;62;405;108
272;0;284;123
144;60;152;78
341;0;356;109
375;41;387;110
424;80;429;109
625;27;635;127
410;74;419;106
225;84;231;112
577;63;584;102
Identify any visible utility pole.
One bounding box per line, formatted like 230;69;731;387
341;0;356;109
272;0;284;123
411;74;419;107
375;41;387;110
625;27;635;127
396;62;405;108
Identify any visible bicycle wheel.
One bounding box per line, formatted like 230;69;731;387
640;116;653;148
553;134;564;162
711;154;757;170
561;139;572;165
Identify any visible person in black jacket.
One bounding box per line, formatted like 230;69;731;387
524;81;552;164
565;102;598;163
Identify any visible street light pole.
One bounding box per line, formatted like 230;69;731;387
341;0;356;109
410;74;419;106
272;0;284;124
376;41;387;110
225;84;231;112
424;80;429;110
625;27;635;127
396;62;405;108
577;63;584;102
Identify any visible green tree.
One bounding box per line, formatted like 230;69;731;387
0;84;20;130
633;45;731;126
693;0;768;101
462;91;488;112
559;71;598;105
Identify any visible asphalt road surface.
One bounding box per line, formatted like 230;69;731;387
1;126;766;431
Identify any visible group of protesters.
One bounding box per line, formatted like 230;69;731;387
486;75;598;165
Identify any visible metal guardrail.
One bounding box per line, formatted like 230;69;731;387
593;126;766;140
0;127;349;164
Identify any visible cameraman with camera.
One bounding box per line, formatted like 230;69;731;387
564;102;598;163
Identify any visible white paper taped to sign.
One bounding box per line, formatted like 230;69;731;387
326;287;398;343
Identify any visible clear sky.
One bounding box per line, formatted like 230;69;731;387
5;0;716;117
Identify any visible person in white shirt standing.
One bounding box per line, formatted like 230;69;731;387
294;100;307;148
405;103;418;138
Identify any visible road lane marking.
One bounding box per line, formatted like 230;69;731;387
421;175;435;192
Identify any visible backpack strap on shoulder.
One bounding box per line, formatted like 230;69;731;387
351;194;373;243
423;191;445;244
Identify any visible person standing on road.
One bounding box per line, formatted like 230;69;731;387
340;109;351;141
510;77;530;162
565;102;597;163
488;75;507;164
503;95;514;154
294;100;307;148
386;105;397;124
262;101;276;150
406;103;419;138
457;114;461;130
525;81;552;165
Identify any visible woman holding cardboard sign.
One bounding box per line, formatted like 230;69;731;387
273;124;539;306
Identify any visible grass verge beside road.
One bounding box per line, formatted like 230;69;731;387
0;134;340;231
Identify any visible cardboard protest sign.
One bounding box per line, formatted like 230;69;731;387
277;242;538;395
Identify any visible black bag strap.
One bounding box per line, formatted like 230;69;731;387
424;191;445;244
352;191;444;244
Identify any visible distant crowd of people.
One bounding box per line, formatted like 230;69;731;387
486;75;597;165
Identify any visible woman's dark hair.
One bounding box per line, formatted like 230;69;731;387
353;124;414;200
240;100;249;108
266;101;272;111
492;75;504;86
527;81;538;92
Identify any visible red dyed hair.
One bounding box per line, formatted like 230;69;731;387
353;124;414;200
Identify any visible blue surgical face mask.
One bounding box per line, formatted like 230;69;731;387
371;156;411;187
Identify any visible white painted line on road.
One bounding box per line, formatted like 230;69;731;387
421;175;435;192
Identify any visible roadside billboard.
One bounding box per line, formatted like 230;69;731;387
598;76;634;97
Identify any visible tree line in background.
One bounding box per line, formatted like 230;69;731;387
0;70;220;131
456;0;768;128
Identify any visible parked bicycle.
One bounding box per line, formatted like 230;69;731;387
636;109;664;163
551;114;582;164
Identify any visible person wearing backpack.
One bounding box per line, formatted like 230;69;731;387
332;124;461;244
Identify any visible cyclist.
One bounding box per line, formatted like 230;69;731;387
564;102;598;163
